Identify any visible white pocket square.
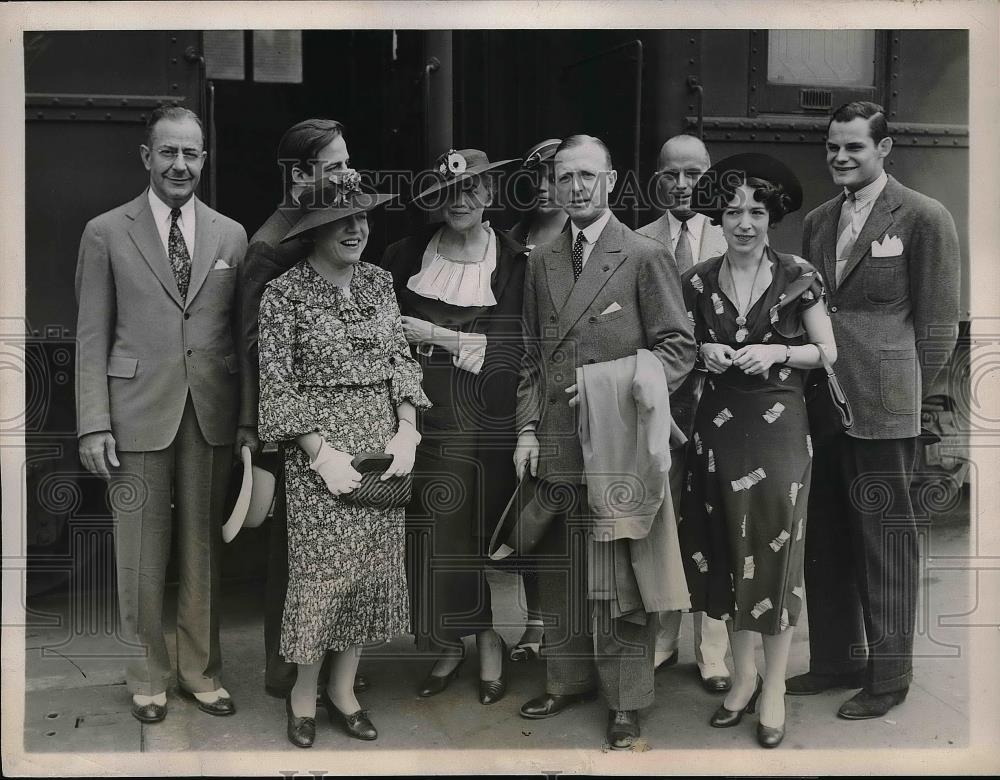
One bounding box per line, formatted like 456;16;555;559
600;302;622;316
871;235;904;257
213;259;231;270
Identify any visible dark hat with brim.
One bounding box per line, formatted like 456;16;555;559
522;138;562;170
412;148;520;204
690;152;803;223
282;172;396;243
487;474;576;560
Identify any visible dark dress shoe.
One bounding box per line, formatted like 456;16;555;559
319;690;377;741
606;709;640;750
654;649;679;672
519;690;598;719
130;698;167;724
710;675;762;728
181;688;236;716
837;688;908;720
757;720;785;748
354;674;370;693
786;670;866;695
417;653;465;698
285;698;316;748
479;637;508;705
701;674;733;693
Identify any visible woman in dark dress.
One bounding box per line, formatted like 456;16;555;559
678;154;837;748
380;148;527;704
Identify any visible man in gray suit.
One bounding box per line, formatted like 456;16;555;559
76;106;252;723
637;134;731;692
514;135;695;748
787;102;960;719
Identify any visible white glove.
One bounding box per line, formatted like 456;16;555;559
309;440;362;496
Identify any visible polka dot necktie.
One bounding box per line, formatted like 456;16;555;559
571;230;586;282
169;208;191;302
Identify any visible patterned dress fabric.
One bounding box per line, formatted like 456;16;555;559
678;248;825;635
258;260;430;663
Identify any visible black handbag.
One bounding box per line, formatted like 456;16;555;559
343;452;413;509
804;343;854;443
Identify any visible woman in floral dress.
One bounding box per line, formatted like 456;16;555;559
258;175;430;747
678;154;837;748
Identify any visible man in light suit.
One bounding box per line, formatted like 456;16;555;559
637;133;731;692
787;101;959;719
76;106;252;723
514;135;695;748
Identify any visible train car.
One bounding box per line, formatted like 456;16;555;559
21;28;970;593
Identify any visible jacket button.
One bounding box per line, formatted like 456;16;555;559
554;373;563;382
587;358;596;364
830;305;838;313
186;349;193;356
184;312;191;320
549;396;557;404
589;316;596;323
549;315;557;323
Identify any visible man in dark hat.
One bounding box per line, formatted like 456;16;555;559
787;101;960;719
76;106;252;723
514;134;695;749
236;117;368;698
638;133;731;692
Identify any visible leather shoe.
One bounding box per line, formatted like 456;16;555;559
130;697;167;724
519;690;598;719
285;698;316;748
757;720;785;748
701;674;732;693
181;688;236;716
606;709;640;750
417;652;465;698
786;670;865;696
320;690;377;741
710;674;762;728
479;637;508;705
837;688;908;720
654;649;679;671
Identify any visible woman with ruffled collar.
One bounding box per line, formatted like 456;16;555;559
380;148;527;705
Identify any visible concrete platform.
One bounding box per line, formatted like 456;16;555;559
13;497;995;773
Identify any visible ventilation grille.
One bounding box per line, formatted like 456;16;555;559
800;88;834;110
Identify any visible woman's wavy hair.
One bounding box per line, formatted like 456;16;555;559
713;175;794;227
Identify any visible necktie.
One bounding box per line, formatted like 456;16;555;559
834;192;857;284
674;218;694;273
571;230;586;281
168;208;192;302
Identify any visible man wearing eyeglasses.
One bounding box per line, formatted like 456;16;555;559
76;106;252;724
638;134;732;694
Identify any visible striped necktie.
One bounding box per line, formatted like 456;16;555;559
834;192;857;284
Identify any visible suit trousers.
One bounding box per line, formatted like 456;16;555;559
655;444;729;676
112;395;231;696
535;482;657;711
804;434;918;694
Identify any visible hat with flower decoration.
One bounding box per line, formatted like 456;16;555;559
282;169;397;243
411;148;520;204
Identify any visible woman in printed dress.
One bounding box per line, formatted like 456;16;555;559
677;154;837;748
381;148;526;704
258;174;430;747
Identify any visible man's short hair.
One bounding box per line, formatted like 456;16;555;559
828;101;890;144
277;118;346;193
145;106;205;148
555;134;613;169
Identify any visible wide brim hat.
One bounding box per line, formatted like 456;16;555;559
487;474;573;560
411;148;520;204
690;152;803;223
222;445;277;543
282;171;397;243
522;138;562;170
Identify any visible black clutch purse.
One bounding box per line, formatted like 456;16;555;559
805;343;854;443
343;452;412;509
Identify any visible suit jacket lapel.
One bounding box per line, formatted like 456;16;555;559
185;198;221;307
556;214;628;343
126;193;184;309
839;178;900;287
543;230;575;312
819;196;843;292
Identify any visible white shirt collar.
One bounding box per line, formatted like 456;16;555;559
570;208;612;247
666;210;704;241
147;188;196;225
845;171;888;208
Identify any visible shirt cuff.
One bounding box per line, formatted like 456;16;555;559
451;332;488;374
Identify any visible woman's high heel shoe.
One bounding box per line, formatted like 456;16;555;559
479;637;508;705
417;648;466;698
756;692;786;748
285;697;316;748
510;622;544;662
709;674;763;728
319;689;377;741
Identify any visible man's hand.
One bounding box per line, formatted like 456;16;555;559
513;430;540;480
79;431;120;480
565;383;580;408
234;426;262;457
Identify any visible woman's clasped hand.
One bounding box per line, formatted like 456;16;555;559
701;343;788;376
308;441;362;495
